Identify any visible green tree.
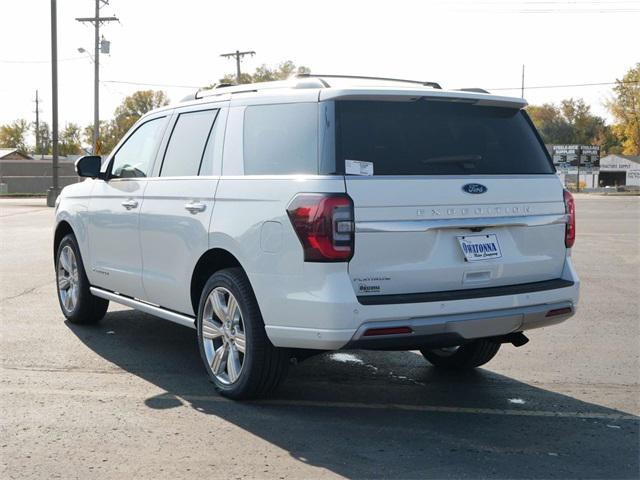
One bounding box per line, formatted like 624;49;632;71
0;119;30;152
83;120;119;156
527;99;618;152
560;98;609;145
218;60;311;85
606;63;640;155
59;123;83;156
84;90;169;155
34;121;52;155
527;103;572;145
112;90;170;137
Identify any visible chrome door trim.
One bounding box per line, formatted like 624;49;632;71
90;287;195;329
355;213;569;233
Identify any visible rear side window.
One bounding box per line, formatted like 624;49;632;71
335;100;554;175
160;109;218;177
243;103;318;175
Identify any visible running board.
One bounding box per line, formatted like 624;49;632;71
90;287;196;329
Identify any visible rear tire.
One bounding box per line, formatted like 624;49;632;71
55;233;109;324
196;268;289;400
420;339;500;369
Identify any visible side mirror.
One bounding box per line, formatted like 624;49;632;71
75;155;103;179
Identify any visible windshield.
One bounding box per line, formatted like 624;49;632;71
334;99;554;175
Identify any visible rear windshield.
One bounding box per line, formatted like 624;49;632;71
335;100;554;175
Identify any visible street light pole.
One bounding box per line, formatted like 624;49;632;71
93;0;99;154
76;1;118;155
46;0;60;207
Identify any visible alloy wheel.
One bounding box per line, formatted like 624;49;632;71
57;245;79;314
201;287;246;384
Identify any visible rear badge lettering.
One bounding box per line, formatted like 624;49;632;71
358;284;381;293
354;276;390;294
427;205;531;218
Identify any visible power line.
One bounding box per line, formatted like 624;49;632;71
99;78;639;92
428;0;640;13
0;57;87;64
490;80;639;91
442;7;640;13
101;80;201;89
434;1;640;3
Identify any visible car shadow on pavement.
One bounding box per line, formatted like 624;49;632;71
67;308;639;479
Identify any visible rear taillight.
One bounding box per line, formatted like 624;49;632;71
563;189;576;248
286;193;354;262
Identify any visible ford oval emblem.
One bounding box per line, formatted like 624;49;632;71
462;183;488;194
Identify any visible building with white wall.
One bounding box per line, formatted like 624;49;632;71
599;154;640;187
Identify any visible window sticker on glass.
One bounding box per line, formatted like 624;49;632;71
345;159;373;176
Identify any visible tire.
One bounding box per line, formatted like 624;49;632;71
419;339;501;369
196;268;289;400
55;233;109;324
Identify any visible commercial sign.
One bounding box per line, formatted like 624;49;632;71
551;145;600;173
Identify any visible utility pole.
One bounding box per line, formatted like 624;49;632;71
34;90;41;158
76;0;118;155
220;50;256;83
47;0;59;207
576;146;581;193
521;64;525;98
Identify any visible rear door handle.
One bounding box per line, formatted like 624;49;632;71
121;199;138;210
184;201;206;214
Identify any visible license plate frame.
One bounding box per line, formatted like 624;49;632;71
457;234;503;262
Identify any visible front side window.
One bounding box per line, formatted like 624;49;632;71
335;100;554;175
243;103;318;175
160;109;219;177
110;117;168;178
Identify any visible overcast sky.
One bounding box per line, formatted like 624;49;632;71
1;0;638;136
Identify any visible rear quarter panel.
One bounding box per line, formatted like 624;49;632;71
210;176;347;328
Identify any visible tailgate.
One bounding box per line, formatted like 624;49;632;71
347;176;567;298
333;98;567;299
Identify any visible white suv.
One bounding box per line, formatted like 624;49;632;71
54;74;579;399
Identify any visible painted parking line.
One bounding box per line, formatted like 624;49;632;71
211;396;639;421
2;387;637;421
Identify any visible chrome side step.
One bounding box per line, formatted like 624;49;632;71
90;287;196;329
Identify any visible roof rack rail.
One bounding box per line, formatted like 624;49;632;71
192;83;236;100
296;73;442;89
457;87;490;94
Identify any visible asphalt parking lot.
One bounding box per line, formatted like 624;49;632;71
1;194;638;479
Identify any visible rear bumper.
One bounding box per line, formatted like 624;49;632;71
259;257;580;350
356;278;574;306
344;301;574;350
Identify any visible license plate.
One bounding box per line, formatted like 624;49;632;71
457;234;502;262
